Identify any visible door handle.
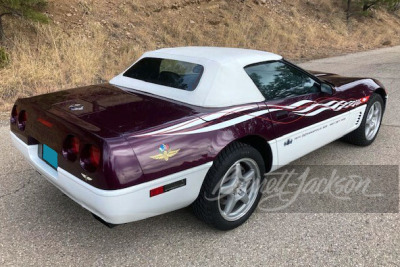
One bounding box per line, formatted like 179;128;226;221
275;110;289;120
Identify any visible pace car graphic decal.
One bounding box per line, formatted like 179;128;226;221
135;96;370;137
267;97;369;116
150;144;180;161
135;104;259;137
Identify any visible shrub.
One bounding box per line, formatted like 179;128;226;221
0;46;9;68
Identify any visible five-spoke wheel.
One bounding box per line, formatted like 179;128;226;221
365;101;382;141
218;159;261;221
342;93;384;146
192;142;265;230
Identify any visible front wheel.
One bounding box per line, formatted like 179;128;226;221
192;142;265;230
342;93;384;146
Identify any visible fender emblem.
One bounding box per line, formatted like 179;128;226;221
81;173;93;181
284;139;293;146
69;103;84;111
150;144;180;161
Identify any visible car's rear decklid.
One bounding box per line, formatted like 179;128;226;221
24;84;206;136
11;84;210;190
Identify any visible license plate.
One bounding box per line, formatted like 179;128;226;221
41;144;58;169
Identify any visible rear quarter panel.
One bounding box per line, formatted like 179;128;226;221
124;105;276;185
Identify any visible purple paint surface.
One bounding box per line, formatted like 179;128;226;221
10;72;385;190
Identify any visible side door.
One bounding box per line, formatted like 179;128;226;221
245;61;352;166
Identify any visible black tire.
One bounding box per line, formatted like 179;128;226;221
342;93;384;146
192;142;265;230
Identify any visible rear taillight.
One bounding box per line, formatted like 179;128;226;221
80;144;101;172
10;105;18;124
90;146;101;168
18;110;27;131
62;135;80;161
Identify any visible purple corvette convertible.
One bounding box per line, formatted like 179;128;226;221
10;47;386;230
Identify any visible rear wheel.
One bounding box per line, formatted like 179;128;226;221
342;93;384;146
192;142;265;230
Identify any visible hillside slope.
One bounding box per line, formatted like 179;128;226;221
0;0;399;110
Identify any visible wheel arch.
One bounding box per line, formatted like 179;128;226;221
374;88;387;109
193;134;272;230
224;135;273;173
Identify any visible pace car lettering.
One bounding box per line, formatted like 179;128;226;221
150;144;180;161
134;97;368;137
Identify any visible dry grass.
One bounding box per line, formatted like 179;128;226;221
0;0;399;111
0;23;140;110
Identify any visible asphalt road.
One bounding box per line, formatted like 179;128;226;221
1;46;399;266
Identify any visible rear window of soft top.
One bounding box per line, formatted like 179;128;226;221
123;57;204;91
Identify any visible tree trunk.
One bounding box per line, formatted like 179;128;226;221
0;16;5;42
346;0;352;24
0;13;13;43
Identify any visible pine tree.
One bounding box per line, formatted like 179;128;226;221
361;0;400;11
345;0;400;23
0;0;48;42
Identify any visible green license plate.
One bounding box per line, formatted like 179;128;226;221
42;144;58;169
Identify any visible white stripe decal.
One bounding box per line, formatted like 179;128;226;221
135;104;259;137
293;101;341;114
330;101;346;110
165;109;275;135
293;103;323;114
289;100;314;108
200;104;258;121
133;98;365;137
134;118;204;137
294;107;331;116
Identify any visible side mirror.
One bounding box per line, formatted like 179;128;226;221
321;82;334;95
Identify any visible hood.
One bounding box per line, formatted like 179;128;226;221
308;70;365;87
26;84;206;135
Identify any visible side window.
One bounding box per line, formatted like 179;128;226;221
244;61;319;100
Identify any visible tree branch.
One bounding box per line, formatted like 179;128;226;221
0;12;13;18
363;0;380;11
0;4;22;17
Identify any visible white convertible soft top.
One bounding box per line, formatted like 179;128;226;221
110;47;283;107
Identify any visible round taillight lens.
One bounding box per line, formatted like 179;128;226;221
10;105;18;124
62;135;80;161
18;110;27;131
80;145;101;172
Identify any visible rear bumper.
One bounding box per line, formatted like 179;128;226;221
10;131;212;224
